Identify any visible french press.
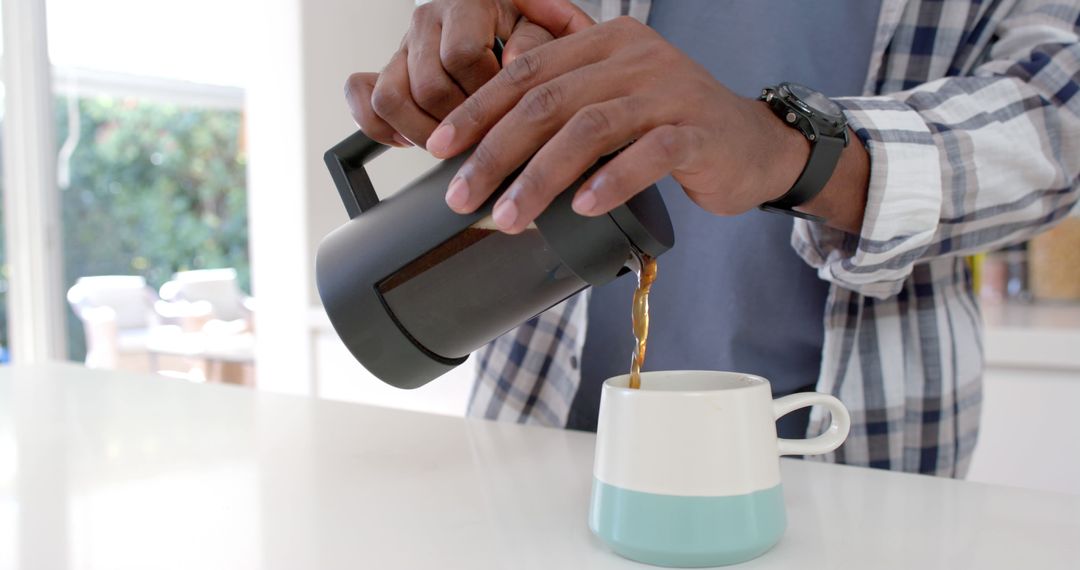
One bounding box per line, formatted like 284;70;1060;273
315;130;674;389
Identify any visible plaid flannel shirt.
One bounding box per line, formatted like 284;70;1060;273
468;0;1080;478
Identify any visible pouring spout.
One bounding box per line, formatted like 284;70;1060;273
625;247;645;276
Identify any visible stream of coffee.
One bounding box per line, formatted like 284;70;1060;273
629;255;657;390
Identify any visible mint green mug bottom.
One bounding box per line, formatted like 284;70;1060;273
589;479;786;567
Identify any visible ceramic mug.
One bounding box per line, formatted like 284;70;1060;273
589;371;851;567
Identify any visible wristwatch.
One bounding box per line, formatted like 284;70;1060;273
758;82;849;223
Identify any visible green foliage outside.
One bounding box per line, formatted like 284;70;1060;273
0;95;249;361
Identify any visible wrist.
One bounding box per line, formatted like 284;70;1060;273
747;83;869;234
752;99;810;204
799;127;870;234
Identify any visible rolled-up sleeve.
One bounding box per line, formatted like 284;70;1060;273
793;1;1080;299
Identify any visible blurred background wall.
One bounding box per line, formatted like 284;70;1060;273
245;0;471;410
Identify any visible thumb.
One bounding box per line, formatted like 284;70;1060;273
511;0;595;38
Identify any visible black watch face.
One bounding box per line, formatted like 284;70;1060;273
786;83;845;124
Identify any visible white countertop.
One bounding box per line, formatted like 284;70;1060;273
1;363;1077;570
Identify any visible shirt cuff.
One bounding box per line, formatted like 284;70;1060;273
791;96;944;299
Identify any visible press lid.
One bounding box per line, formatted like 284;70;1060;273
609;187;675;258
534;180;674;287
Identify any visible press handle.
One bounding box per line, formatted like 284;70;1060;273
324;130;390;219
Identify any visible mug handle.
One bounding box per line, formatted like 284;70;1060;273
772;393;851;456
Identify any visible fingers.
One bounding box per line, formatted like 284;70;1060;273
512;0;595;37
408;13;467;119
344;72;410;147
440;1;502;94
371;49;441;147
444;63;630;215
502;18;555;65
427;24;615;158
573;124;700;216
491;96;657;232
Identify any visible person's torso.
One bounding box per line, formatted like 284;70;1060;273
571;0;882;431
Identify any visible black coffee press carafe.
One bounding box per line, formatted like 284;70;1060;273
316;130;674;389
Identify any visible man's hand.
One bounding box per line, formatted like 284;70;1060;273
344;0;564;149
427;0;869;234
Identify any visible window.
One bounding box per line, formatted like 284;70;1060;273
57;94;248;361
1;0;252;366
46;0;250;87
45;0;250;363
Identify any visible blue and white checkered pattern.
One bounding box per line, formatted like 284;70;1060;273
469;0;1080;478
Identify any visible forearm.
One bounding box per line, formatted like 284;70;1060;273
790;3;1080;299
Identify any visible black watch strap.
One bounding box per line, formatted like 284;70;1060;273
760;134;844;223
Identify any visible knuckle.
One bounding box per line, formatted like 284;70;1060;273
411;78;452;111
458;95;486;129
441;42;488;75
515;29;548;49
654;126;685;163
504;50;542;85
411;3;434;24
370;83;405;118
573;106;613;139
609;15;655;44
611;15;643;33
468;142;500;174
520;83;562;122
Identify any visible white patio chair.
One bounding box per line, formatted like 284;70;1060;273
66;275;162;371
